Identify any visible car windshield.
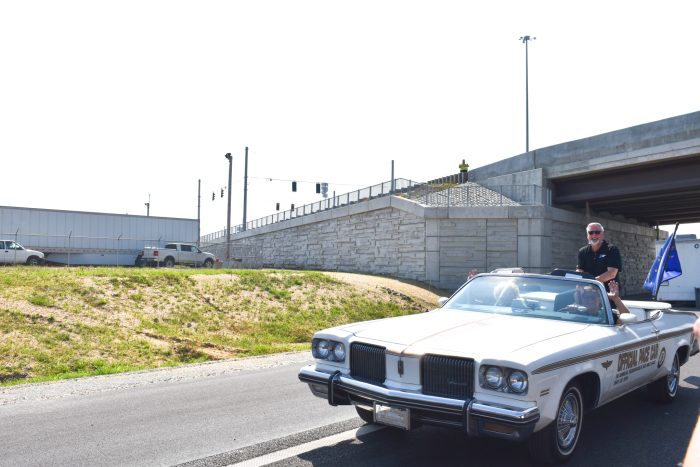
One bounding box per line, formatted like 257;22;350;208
445;274;612;325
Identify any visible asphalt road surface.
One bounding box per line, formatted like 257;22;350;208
2;316;699;467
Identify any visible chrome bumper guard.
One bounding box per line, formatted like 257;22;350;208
299;365;539;440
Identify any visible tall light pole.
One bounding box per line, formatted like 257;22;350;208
242;147;248;231
224;152;232;261
519;35;535;153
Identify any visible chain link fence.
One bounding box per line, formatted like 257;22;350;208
0;231;199;267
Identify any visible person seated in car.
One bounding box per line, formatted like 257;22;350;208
493;280;520;306
565;281;629;322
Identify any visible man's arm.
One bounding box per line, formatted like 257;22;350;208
596;267;619;284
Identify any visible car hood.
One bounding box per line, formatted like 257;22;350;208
337;308;588;356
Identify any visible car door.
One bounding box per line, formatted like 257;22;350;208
600;319;660;402
0;241;7;264
6;241;29;264
178;244;194;265
191;245;204;265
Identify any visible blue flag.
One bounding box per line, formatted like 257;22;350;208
643;226;682;297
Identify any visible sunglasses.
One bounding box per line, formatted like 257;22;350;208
587;230;602;235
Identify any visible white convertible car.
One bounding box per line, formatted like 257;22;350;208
298;271;699;464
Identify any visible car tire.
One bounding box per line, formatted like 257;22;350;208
355;406;375;424
529;383;584;465
647;352;680;404
164;257;175;268
26;256;40;266
203;258;214;268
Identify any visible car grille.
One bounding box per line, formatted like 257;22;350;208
350;342;386;384
421;355;475;399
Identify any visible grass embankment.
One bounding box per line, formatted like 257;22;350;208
0;267;436;386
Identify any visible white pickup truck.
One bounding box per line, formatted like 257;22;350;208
0;240;45;265
135;243;217;268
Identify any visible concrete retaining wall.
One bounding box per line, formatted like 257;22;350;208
208;195;659;294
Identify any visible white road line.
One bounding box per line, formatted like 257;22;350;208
227;424;385;467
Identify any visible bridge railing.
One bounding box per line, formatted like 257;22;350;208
200;179;551;243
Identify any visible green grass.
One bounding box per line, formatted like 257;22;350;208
0;267;436;386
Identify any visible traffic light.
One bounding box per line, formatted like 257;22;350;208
321;182;328;197
292;181;297;192
276;202;280;211
221;188;224;198
291;204;295;210
212;192;215;201
315;183;321;194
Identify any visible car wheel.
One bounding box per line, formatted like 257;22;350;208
647;352;680;404
203;258;214;268
355;406;375;424
164;257;175;268
26;256;40;266
529;383;583;464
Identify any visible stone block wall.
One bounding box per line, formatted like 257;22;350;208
208;195;659;294
219;198;426;282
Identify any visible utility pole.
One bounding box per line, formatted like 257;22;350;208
243;146;248;231
197;179;201;246
225;152;232;261
144;194;150;216
519;35;535;153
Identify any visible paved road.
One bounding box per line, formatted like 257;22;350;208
0;353;356;467
1;314;698;467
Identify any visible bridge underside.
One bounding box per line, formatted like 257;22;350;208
551;156;700;225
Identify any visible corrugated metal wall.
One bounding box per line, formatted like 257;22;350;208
0;206;199;265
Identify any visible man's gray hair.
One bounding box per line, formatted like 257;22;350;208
586;222;604;232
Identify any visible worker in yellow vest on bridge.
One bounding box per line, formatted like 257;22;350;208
459;159;469;183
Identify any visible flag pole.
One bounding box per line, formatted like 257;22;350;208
653;222;679;300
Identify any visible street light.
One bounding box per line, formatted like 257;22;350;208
224;152;232;262
519;35;535;153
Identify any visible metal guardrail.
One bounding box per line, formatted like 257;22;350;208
200;176;551;243
201;178;420;243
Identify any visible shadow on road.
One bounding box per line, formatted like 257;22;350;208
286;386;699;467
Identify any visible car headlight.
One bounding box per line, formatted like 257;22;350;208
507;370;528;393
480;365;529;394
332;342;346;361
312;338;346;362
312;339;330;359
484;366;504;389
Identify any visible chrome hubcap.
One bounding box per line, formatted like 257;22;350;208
667;356;679;394
557;392;580;449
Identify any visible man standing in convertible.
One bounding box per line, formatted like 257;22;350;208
576;222;622;292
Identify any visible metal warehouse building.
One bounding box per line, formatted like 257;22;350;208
0;205;199;265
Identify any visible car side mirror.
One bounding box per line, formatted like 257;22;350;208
618;313;640;325
438;297;449;307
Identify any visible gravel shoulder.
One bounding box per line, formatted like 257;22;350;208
0;351;313;406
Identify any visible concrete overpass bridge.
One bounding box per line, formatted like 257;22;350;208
206;111;700;293
469;111;700;226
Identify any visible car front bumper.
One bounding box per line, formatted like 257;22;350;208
299;365;540;441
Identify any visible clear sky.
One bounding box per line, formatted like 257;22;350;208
2;1;699;238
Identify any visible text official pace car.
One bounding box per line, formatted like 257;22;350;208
299;271;698;464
